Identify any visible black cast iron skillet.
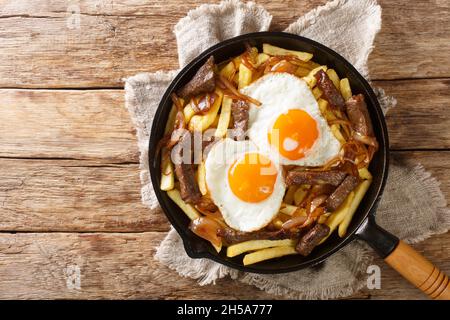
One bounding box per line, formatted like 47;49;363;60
149;32;450;299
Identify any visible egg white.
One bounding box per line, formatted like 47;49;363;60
204;138;286;232
240;73;341;166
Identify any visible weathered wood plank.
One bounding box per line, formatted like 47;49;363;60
0;79;449;162
0;151;448;232
0;0;448;88
0;89;138;162
0;159;169;232
0;230;447;299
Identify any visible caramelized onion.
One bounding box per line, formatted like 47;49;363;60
216;75;262;106
281;215;308;230
189;216;223;248
270;60;297;74
309;195;328;214
353;132;379;148
192;93;218;114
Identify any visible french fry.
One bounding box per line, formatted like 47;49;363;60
320;191;355;243
295;66;311;77
358;167;373;180
318;98;337;121
160;104;178;191
164;104;178;134
340;78;352;101
219;61;236;81
284;186;298;204
312;86;323;99
331;124;346;144
210;114;220;128
243;246;298;266
189;89;224;132
255;53;270;67
238;63;253;89
214;95;232;138
326;69;340;90
183;103;196;123
166;189;201;221
232;56;241;69
263;43;313;61
197;161;207;195
338;180;371;237
272;219;284;229
212;242;222;253
160;151;175;191
294;185;310;206
227;239;295;258
279;203;303;216
302;65;327;88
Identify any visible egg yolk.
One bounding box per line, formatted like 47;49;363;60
228;153;278;203
268;109;318;160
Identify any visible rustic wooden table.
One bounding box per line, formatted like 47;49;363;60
0;0;449;300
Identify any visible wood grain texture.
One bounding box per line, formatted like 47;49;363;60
0;231;447;299
0;0;448;88
0;79;449;164
385;240;450;299
0;159;169;232
0;151;448;232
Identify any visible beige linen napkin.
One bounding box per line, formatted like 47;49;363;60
125;0;450;299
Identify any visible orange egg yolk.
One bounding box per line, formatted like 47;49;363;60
268;109;318;160
228;153;278;203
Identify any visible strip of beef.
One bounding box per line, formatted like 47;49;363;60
314;69;345;111
325;175;360;211
230;100;249;141
286;170;347;186
345;94;374;137
177;56;216;99
218;228;301;246
296;223;330;256
173;131;202;204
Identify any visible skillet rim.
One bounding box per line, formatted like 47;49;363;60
148;31;389;274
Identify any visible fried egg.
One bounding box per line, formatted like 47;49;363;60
204;138;286;232
240;73;341;166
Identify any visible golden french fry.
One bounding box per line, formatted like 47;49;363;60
272;219;284;229
219;61;236;80
243;246;298;266
312;86;323;99
197;162;207;195
183;103;196;123
213;242;222;253
164;104;178;134
263;43;313;61
326;69;340;90
340;78;352;101
210;114;220;128
238;63;252;89
214;95;232;138
255;53;270;67
160;104;178;191
294;185;310;206
338;180;372;237
331;124;346;144
166;189;201;221
284;186;298;205
320;192;355;243
232;56;241;69
295;66;311;77
227;239;295;258
317;98;338;121
189;89;224;132
358;167;373;180
279;203;305;216
160;151;174;191
302;65;327;88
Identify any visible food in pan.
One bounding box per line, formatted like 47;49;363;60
158;44;378;265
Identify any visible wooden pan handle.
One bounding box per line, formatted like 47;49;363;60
385;240;450;300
